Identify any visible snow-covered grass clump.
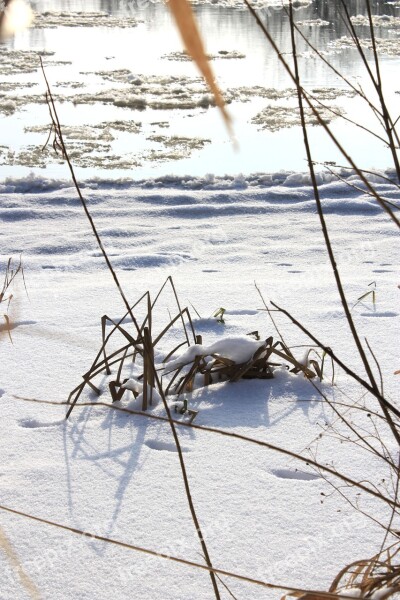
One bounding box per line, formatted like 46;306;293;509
165;335;265;370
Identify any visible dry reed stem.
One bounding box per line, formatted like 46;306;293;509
167;0;232;138
40;63;221;600
243;0;400;227
330;544;400;598
339;0;400;173
283;0;400;451
0;524;41;600
0;503;360;600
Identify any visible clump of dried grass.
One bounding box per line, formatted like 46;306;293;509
66;276;196;417
329;545;400;598
0;256;26;342
165;334;322;398
67;273;328;424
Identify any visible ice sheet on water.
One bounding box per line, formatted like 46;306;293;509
0;99;17;115
350;14;400;28
189;0;311;7
330;35;400;55
251;103;343;132
162;50;246;61
296;18;330;27
32;11;141;28
2;125;210;170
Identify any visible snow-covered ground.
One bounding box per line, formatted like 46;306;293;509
0;168;399;599
1;0;400;598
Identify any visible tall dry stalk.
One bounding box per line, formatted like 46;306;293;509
243;0;400;595
40;59;221;600
244;0;399;227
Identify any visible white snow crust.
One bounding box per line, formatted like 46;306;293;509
165;336;266;370
0;129;398;600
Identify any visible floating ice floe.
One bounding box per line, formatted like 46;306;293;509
32;11;141;29
350;14;400;28
0;99;17;115
189;0;311;7
0;47;70;76
330;35;400;56
162;50;246;61
251;103;343;132
1;122;210;169
296;18;330;27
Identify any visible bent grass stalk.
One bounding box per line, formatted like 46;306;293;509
0;256;26;343
285;0;400;449
253;1;400;595
0;502;357;600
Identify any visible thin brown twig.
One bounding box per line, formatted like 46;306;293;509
305;90;390;148
314;164;400;211
364;0;400;166
379;456;400;556
283;7;385;125
0;502;357;600
39;59;221;600
300;379;396;470
256;285;396;468
318;163;400;190
285;0;400;450
365;338;384;398
338;0;400;171
254;282;288;347
270;300;400;422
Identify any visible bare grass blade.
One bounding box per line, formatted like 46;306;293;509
167;0;232;138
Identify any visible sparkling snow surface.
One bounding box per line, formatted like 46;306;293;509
1;0;400;598
0;170;399;599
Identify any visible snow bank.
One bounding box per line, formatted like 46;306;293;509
0;168;396;196
0;172;73;193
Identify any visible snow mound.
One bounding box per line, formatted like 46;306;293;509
0;172;72;193
165;336;265;370
1;168;396;195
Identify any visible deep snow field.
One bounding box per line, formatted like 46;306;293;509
0;168;399;599
1;0;400;599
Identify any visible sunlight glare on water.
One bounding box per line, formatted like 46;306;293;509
1;0;400;180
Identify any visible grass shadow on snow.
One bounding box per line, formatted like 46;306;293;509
64;400;153;547
176;368;326;432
